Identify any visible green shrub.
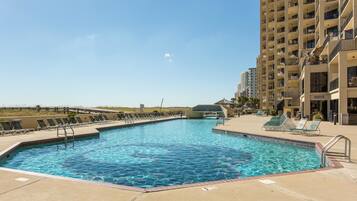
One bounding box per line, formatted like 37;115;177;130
313;112;324;120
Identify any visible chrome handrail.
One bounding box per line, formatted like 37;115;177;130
321;135;351;167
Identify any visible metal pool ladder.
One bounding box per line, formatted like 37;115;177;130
56;124;75;142
321;135;351;167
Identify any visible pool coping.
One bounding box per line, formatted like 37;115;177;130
0;118;343;193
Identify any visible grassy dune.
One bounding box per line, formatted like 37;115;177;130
0;109;64;117
97;107;191;113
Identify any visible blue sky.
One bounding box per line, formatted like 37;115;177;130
0;0;259;107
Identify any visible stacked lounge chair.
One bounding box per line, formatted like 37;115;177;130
37;120;50;130
55;118;64;125
11;120;34;133
1;120;33;135
47;119;58;127
290;120;321;135
289;118;307;133
262;114;295;131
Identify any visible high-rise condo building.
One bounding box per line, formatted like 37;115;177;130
258;0;357;125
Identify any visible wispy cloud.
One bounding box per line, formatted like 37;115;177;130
164;52;173;62
86;34;97;41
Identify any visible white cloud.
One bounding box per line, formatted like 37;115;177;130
164;52;173;62
86;34;97;41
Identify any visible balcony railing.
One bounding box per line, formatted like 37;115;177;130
340;0;349;14
340;12;353;32
330;78;339;91
329;39;357;61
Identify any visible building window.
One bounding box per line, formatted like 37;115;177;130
348;98;357;114
347;66;357;87
310;72;328;92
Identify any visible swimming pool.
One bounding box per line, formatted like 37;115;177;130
0;119;321;189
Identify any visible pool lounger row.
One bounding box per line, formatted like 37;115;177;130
0;120;34;135
116;112;175;123
263;115;321;135
37;115;111;130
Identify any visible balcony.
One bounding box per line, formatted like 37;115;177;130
304;26;315;34
289;27;298;33
340;0;349;14
277;17;285;23
277;71;284;77
289;14;298;20
288;39;299;45
277;27;285;33
288;2;298;7
324;9;339;20
304;0;315;4
277;6;285;12
277;38;285;44
340;12;353;32
289;74;300;81
304;11;315;19
284;91;300;100
329;39;357;61
287;100;300;107
286;59;299;66
330;78;339;91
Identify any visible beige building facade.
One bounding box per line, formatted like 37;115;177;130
258;0;357;124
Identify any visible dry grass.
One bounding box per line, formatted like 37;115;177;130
0;109;65;117
97;107;190;113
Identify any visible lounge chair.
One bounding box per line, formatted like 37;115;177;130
97;115;105;121
0;121;14;135
55;118;64;125
124;114;134;123
62;118;70;125
11;120;33;133
102;115;109;121
289;118;308;133
263;114;295;131
47;119;58;127
76;117;88;126
37;120;48;130
89;116;97;123
0;124;4;135
300;120;321;135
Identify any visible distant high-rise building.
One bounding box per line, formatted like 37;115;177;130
248;68;258;98
236;67;257;98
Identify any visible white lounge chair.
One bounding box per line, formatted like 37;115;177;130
289;118;308;134
263;114;295;131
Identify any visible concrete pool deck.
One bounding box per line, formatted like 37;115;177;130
0;115;356;200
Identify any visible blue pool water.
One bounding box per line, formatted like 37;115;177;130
0;119;321;188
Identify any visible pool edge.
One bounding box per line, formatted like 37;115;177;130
0;118;343;193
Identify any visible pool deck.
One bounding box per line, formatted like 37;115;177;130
0;115;357;201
